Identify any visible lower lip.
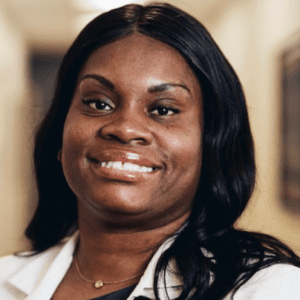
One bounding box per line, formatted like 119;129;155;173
88;160;159;182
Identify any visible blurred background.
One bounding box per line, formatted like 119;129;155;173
0;0;300;256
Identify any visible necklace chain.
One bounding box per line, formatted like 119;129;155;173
74;256;144;289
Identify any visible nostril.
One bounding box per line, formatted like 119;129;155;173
129;138;148;146
99;119;152;145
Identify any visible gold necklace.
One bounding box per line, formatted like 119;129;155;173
74;256;144;289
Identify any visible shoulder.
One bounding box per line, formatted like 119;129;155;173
0;246;61;281
0;244;64;286
0;237;74;300
227;263;300;300
0;253;36;281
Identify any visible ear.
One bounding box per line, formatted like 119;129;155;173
57;149;62;161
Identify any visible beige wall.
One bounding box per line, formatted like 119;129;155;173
211;0;300;252
0;2;35;256
0;0;300;256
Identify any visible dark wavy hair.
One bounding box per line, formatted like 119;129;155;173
25;2;300;300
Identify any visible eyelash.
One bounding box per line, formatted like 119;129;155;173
150;106;179;116
82;99;113;111
82;99;180;117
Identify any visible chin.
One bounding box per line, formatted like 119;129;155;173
84;189;152;214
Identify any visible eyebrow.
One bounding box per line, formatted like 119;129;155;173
148;83;191;94
79;74;190;94
80;74;115;91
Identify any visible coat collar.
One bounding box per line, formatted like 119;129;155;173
7;232;183;300
129;234;183;299
8;232;78;300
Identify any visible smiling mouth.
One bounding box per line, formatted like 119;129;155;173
88;158;156;173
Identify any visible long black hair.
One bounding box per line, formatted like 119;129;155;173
25;2;300;299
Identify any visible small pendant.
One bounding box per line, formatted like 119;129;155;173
94;280;104;288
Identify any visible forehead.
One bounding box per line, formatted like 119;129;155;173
78;34;201;96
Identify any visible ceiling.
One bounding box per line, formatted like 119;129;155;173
1;0;227;50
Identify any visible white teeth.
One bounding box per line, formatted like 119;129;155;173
123;162;132;171
132;164;139;171
97;161;154;172
112;161;122;169
141;166;148;172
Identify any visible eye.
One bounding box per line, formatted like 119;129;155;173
82;99;114;112
151;106;179;116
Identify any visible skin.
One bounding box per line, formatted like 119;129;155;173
52;34;203;300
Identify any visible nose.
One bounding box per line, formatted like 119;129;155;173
99;113;153;146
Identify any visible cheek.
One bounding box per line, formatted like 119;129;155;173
169;126;202;165
61;114;91;186
62;112;93;156
153;127;202;214
160;123;202;191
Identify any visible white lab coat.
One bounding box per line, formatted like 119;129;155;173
1;231;300;300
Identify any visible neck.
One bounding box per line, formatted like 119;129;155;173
75;210;189;281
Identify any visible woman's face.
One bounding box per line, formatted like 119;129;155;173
61;34;203;228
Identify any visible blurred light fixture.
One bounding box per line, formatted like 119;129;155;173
73;0;145;36
74;12;101;34
74;0;145;11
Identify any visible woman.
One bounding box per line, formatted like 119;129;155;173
1;2;300;300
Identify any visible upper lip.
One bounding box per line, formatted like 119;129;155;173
86;149;163;169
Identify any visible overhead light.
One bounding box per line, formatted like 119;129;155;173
73;0;146;35
74;0;145;12
74;12;101;34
